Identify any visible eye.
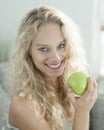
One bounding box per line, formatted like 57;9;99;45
58;42;65;49
39;47;48;52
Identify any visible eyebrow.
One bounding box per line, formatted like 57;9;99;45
35;40;66;47
35;44;48;47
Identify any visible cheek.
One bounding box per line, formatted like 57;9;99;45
62;50;69;64
32;53;46;64
61;49;67;58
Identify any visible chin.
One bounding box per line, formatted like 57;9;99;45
49;72;63;78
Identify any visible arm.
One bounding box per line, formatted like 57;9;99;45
9;92;51;130
69;77;97;130
72;110;89;130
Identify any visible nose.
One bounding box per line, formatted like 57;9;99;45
49;50;61;62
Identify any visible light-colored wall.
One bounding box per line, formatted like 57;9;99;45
0;0;93;66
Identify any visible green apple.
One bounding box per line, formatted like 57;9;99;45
67;71;88;95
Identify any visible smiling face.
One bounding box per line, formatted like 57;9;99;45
30;23;67;81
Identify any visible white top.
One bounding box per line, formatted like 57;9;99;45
7;122;19;130
7;123;72;130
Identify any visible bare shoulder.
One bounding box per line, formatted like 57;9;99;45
9;91;34;128
9;91;50;130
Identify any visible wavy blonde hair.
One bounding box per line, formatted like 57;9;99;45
10;5;87;130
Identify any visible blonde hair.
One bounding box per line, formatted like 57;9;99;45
10;5;87;130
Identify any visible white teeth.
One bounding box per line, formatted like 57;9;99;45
46;62;61;68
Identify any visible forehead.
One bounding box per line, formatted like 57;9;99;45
32;23;64;45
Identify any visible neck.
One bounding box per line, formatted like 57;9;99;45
47;78;58;88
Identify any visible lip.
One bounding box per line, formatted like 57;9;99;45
45;61;62;70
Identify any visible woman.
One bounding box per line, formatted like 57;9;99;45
9;5;97;130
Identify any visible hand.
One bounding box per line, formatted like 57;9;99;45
68;77;97;113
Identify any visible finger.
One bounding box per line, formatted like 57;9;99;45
83;77;97;100
86;77;93;92
82;77;93;97
93;78;98;87
92;80;98;100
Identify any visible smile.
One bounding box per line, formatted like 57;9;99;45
45;62;62;69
